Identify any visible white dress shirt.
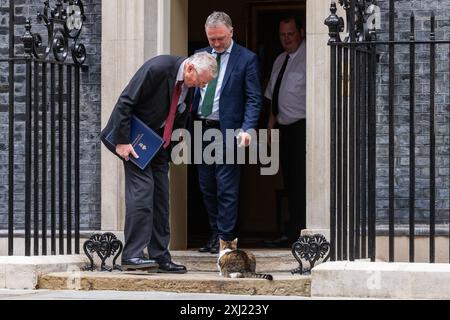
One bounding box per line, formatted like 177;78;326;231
265;40;306;125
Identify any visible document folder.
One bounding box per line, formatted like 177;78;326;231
105;115;164;170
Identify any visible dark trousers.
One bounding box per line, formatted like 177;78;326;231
279;119;306;240
197;122;240;242
198;163;241;242
122;148;172;263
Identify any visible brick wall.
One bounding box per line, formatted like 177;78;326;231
375;0;450;227
0;0;101;230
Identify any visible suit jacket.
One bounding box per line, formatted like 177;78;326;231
101;55;192;155
192;43;262;134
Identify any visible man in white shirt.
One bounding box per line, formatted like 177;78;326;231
264;17;306;248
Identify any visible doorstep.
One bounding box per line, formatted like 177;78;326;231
38;271;311;296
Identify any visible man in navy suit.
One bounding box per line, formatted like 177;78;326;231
194;11;262;254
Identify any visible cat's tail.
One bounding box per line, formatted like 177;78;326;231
249;273;273;281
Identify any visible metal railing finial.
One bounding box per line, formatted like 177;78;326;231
22;19;34;57
325;1;344;43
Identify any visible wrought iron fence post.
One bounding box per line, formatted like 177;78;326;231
22;20;34;57
8;0;15;256
328;0;380;262
325;0;344;263
325;1;344;44
7;1;87;256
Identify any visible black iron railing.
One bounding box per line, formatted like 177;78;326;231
326;0;450;263
1;0;86;256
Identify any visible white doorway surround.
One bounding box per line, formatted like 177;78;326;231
100;0;335;248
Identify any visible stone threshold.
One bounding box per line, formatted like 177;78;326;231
38;271;311;296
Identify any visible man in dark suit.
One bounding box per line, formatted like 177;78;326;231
194;12;262;254
101;52;217;272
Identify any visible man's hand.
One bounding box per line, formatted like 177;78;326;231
116;144;139;161
237;132;252;148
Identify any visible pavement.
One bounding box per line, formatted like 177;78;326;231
0;288;313;300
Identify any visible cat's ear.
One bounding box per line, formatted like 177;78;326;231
219;238;227;251
232;238;238;246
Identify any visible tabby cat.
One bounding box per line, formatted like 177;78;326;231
217;238;273;280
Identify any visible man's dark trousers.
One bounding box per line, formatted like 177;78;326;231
197;123;240;242
121;148;172;264
279;119;306;241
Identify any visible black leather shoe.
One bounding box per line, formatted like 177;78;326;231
158;261;187;274
121;257;159;271
263;236;292;248
209;240;219;254
198;235;219;253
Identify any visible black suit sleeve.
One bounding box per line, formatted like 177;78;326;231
113;64;154;144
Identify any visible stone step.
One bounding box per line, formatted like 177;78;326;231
39;271;311;296
170;250;300;273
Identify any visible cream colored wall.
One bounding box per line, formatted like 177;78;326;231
375;237;450;263
0;237;86;256
170;0;188;56
305;0;332;233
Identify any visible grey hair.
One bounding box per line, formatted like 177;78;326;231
205;11;233;29
187;52;218;78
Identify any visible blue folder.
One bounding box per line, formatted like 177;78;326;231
105;115;164;170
